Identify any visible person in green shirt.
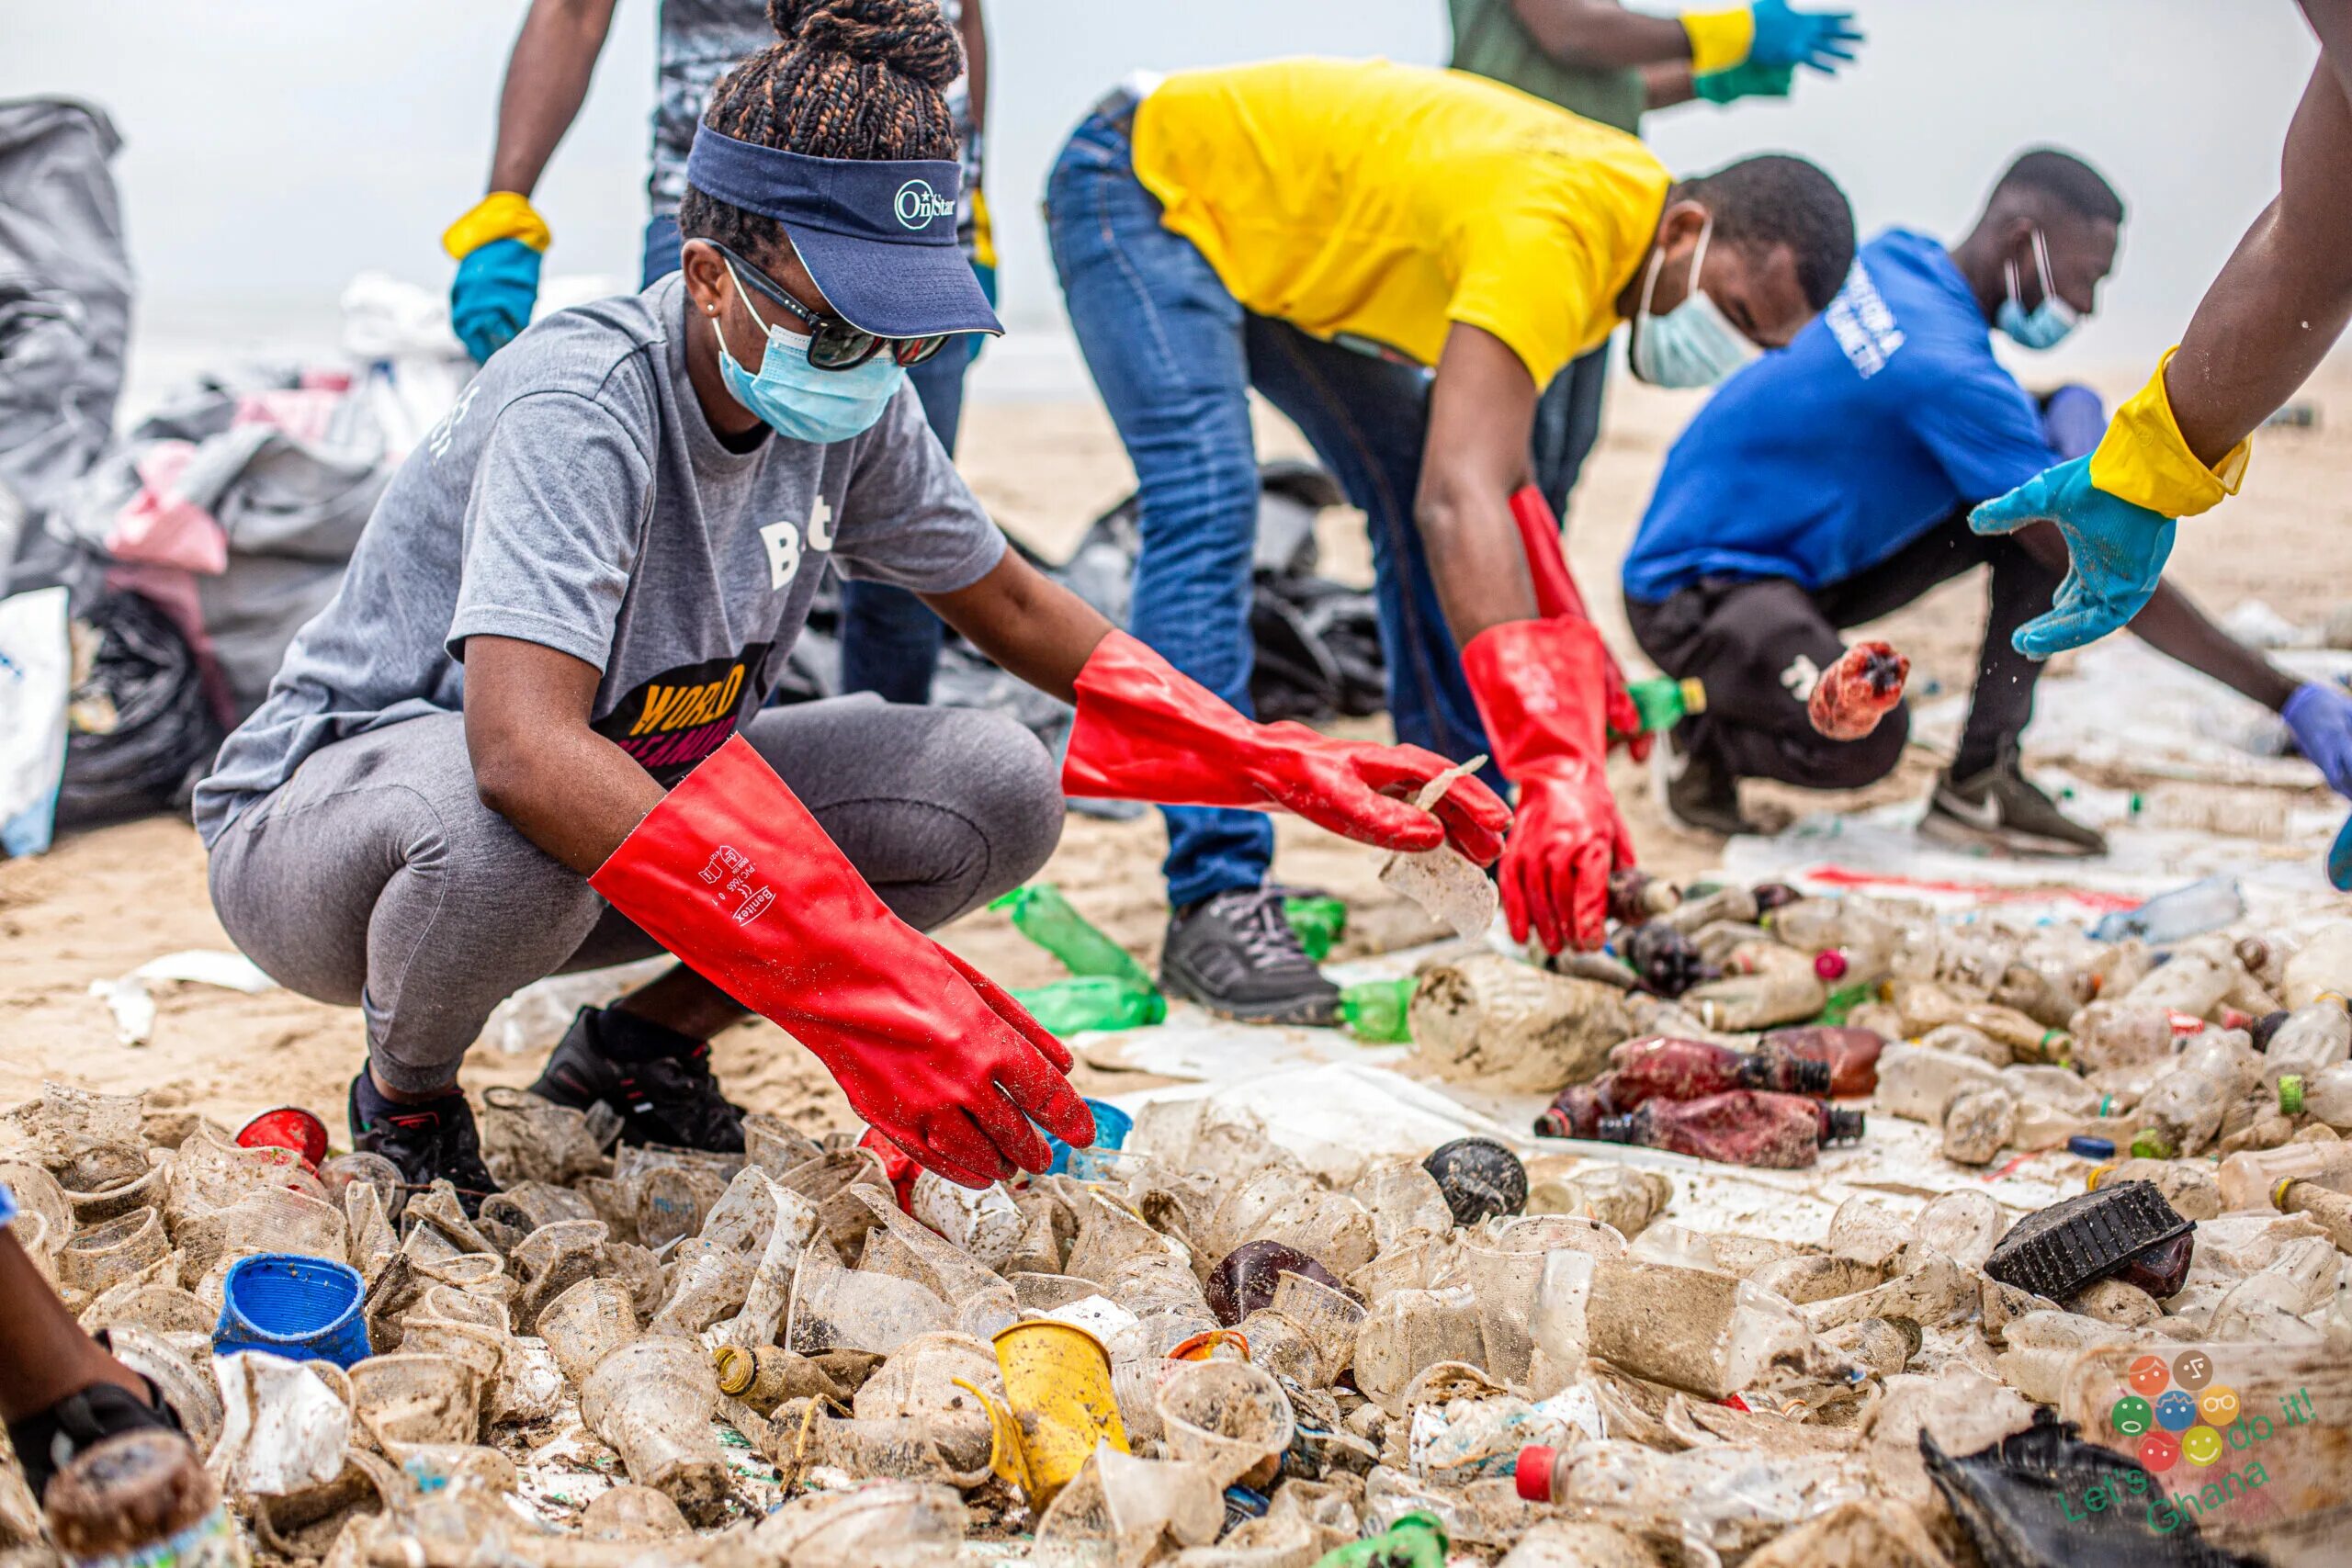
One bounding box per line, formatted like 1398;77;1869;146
1448;0;1864;516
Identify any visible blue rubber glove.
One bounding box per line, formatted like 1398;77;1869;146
1695;59;1796;104
2283;682;2352;799
1969;455;2177;660
1747;0;1864;73
450;237;541;364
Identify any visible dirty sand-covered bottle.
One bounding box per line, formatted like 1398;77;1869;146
1682;943;1824;1032
1407;953;1630;1094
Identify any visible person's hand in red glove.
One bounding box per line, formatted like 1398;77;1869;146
1063;630;1510;864
1462;617;1638;953
590;736;1092;1188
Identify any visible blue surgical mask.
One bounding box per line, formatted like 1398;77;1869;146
1997;229;2078;350
712;261;905;444
1629;213;1762;389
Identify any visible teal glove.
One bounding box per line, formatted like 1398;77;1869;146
1696;59;1796;103
1969;455;2177;660
2330;814;2352;893
450;237;541;364
1749;0;1863;72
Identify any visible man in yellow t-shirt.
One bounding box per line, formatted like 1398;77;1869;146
1047;57;1853;1021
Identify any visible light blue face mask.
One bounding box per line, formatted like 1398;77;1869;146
712;261;905;444
1629;213;1763;390
1997;228;2079;351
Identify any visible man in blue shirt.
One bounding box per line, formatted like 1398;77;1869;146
1621;149;2352;855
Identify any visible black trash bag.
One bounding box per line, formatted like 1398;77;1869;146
56;589;225;825
1922;1410;2270;1568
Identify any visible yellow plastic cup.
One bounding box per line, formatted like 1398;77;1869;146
990;1317;1128;1506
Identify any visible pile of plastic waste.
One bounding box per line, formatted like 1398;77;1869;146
6;882;2352;1567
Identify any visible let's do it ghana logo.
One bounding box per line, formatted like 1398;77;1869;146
2093;1348;2321;1532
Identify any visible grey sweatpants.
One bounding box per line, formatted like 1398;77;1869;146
208;697;1065;1093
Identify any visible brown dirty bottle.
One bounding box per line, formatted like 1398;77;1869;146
1595;1089;1862;1169
1759;1025;1884;1097
1608;1036;1832;1104
43;1428;244;1568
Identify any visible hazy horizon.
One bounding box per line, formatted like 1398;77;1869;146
4;1;2324;395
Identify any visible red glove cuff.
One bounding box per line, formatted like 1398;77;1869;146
1462;617;1613;780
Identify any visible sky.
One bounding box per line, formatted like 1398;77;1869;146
1;1;2324;389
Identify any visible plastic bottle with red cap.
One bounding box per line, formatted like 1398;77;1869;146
1515;1442;1571;1503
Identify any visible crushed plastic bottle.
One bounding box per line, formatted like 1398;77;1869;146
1594;1089;1862;1168
1010;976;1168;1034
1338;978;1416;1043
989;883;1157;990
1283;893;1349;962
1807;640;1908;739
2088;874;2245;944
1759;1024;1884;1096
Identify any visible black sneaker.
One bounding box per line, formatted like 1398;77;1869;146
1160;886;1340;1026
1920;750;2107;858
6;1373;186;1507
347;1075;502;1214
1653;723;1758;838
528;1006;745;1153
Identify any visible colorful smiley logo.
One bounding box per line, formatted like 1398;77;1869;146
2139;1430;2181;1472
2110;1395;2154;1437
2182;1426;2225;1467
2154;1391;2199;1432
2198;1386;2240;1427
2129;1355;2171;1396
2170;1350;2212;1391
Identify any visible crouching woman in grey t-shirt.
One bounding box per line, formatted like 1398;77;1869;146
192;0;1508;1204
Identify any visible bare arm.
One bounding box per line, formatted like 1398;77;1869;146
2011;523;2297;709
1642;61;1698;108
922;551;1115;704
462;636;663;874
1417;324;1546;645
2165;52;2352;465
2299;0;2352;107
485;0;623;197
1508;0;1693;66
958;0;988;139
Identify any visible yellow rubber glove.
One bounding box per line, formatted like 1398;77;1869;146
1680;7;1757;75
441;192;550;260
2087;348;2250;519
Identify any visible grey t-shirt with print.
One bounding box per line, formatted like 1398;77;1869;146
191;272;1003;845
650;0;980;251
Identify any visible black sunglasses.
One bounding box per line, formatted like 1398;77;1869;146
706;240;949;371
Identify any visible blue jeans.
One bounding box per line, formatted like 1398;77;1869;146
644;212;964;705
1048;109;1489;908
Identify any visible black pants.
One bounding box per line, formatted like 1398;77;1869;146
1623;510;2063;789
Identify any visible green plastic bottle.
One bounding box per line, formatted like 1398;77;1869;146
1284;894;1349;961
989;884;1156;989
1010;976;1168;1034
1312;1512;1448;1568
1337;978;1416;1043
1623;674;1707;735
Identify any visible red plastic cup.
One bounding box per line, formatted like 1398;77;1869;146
236;1107;329;1172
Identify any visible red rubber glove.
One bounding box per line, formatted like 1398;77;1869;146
1508;486;1650;762
1063;630;1510;863
1463;618;1637;954
590;736;1093;1188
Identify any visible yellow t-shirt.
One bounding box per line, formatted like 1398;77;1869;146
1131;57;1671;387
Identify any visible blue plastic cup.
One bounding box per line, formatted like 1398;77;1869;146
214;1253;371;1368
1055;1099;1135;1180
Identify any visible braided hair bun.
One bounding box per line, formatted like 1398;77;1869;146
765;0;963;91
682;0;965;254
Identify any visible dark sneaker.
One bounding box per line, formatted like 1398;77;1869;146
1920;750;2107;858
1161;886;1340;1026
347;1076;502;1214
1653;723;1758;838
6;1372;185;1506
528;1006;745;1153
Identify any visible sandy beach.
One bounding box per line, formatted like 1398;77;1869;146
6;366;2347;1136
